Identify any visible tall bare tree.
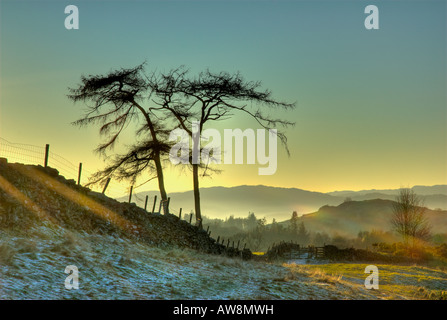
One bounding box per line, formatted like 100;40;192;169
390;188;431;247
68;64;171;211
147;67;296;226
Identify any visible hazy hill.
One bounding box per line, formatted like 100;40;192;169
125;185;344;220
350;193;447;210
126;185;447;221
297;199;447;238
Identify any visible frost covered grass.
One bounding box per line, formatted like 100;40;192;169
1;227;445;300
0;243;15;265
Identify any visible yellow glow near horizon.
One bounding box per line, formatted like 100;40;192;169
1;1;446;196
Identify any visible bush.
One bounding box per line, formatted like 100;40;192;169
434;244;447;259
394;249;407;257
409;247;433;262
323;245;399;262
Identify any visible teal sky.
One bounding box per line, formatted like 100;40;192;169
1;0;446;195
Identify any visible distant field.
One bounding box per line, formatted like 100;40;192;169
288;263;447;300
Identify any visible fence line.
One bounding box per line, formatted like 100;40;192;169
0;138;45;165
0;138;178;214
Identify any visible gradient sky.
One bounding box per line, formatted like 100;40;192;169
1;0;446;197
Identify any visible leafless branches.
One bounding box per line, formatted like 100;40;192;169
391;188;431;247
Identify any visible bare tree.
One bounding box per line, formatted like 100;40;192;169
390;188;431;247
68;64;171;211
147;67;296;225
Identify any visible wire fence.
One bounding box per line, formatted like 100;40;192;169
0;139;45;165
0;137;130;199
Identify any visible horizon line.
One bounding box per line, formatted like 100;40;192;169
133;183;447;195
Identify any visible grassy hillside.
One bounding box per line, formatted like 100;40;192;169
0;159;225;253
351;193;447;210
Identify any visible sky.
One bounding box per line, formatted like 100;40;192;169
0;0;446;197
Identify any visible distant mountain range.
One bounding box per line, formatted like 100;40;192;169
328;185;447;197
121;184;447;221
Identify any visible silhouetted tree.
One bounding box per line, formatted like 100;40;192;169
244;212;258;231
250;216;267;251
68;64;171;211
391;188;431;247
312;232;331;246
297;221;310;244
290;211;298;234
147;67;296;225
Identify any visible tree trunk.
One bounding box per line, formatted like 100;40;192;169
192;163;202;227
132;101;168;214
154;153;168;214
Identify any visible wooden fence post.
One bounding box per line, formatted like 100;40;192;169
165;197;170;214
144;195;149;211
217;236;220;243
151;195;157;213
178;208;182;220
189;213;193;224
44;144;50;167
77;163;82;185
128;186;133;203
102;177;111;194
